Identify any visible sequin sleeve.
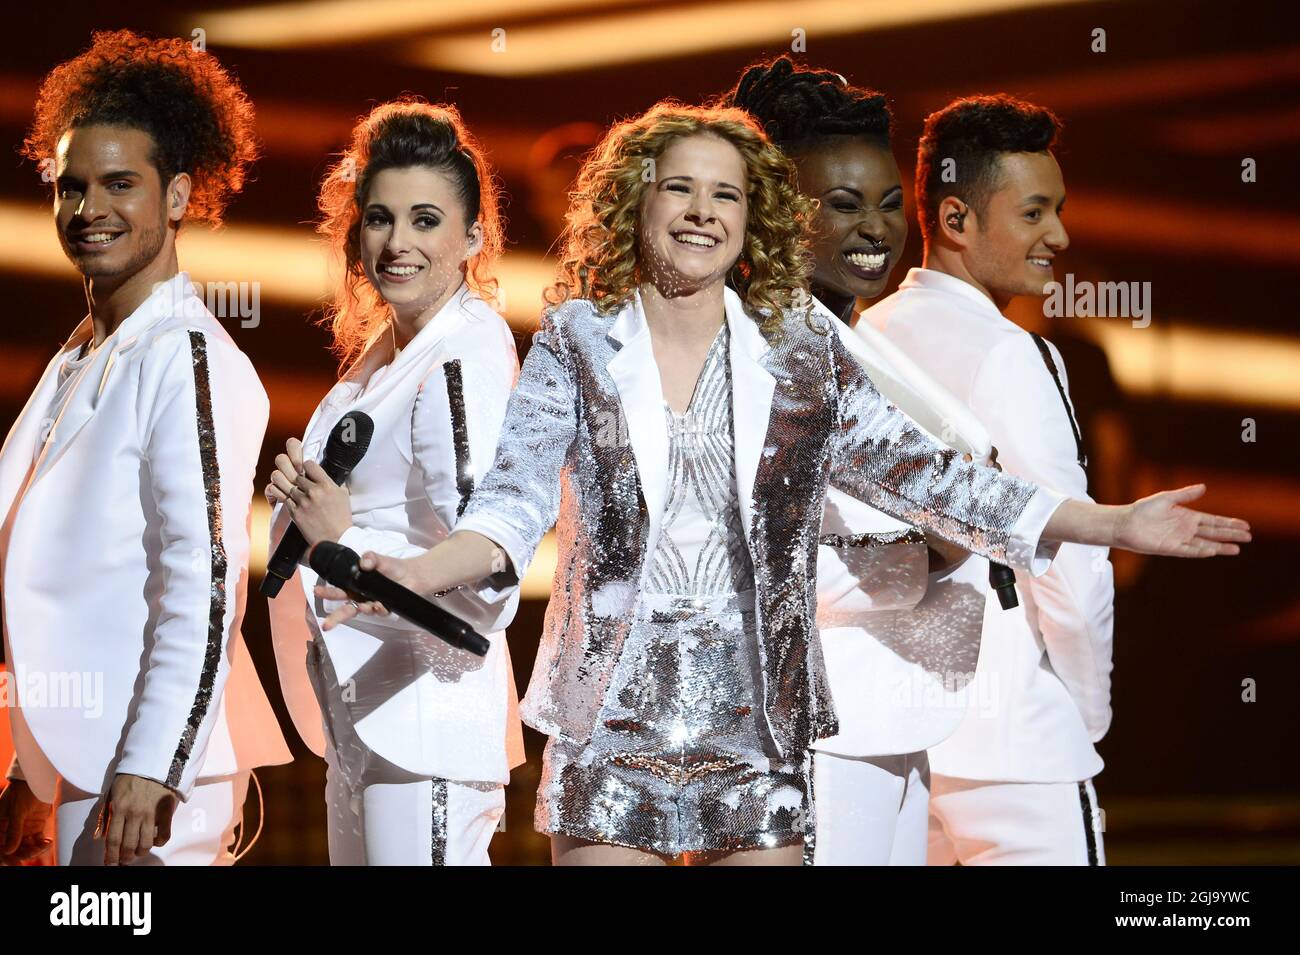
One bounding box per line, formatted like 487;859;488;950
456;308;578;579
826;329;1064;573
116;328;268;799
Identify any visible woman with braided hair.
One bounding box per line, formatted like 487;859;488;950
728;55;1001;865
727;56;907;318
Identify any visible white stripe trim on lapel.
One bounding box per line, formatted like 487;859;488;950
724;286;775;551
605;292;670;560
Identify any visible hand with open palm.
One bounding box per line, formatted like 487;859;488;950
1113;484;1250;557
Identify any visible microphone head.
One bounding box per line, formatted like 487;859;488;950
323;411;374;471
308;540;362;590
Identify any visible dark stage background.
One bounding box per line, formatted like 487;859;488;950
1;0;1297;865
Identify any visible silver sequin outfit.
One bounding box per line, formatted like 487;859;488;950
456;289;1060;855
538;325;808;854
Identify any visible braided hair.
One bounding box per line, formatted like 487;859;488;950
724;54;891;153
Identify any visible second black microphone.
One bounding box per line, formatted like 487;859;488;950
309;540;490;657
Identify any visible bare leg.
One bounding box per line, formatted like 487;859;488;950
551;834;672;866
687;843;804;867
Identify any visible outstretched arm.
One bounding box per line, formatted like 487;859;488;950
315;309;579;628
1042;486;1248;556
826;330;1249;566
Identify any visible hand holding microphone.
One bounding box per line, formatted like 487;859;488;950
313;549;408;629
262;411;374;598
309;541;490;657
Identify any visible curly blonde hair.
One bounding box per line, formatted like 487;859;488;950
317;98;504;372
546;100;815;335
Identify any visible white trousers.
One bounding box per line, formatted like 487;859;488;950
309;640;504;866
928;774;1105;865
812;750;930;865
323;743;504;866
54;772;249;866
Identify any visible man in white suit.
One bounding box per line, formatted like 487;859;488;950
0;31;289;866
863;94;1114;865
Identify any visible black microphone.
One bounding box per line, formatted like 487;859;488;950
989;561;1019;610
260;411;375;598
309;541;490;657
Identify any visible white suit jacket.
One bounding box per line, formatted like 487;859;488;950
0;272;290;802
268;283;525;785
812;296;991;758
864;268;1115;782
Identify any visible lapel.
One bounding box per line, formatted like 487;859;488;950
305;284;473;455
30;326;113;486
382;282;472;382
724;286;776;550
30;273;192;487
605;292;670;554
0;327;87;523
603;288;778;556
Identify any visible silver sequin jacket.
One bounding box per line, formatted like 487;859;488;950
457;287;1064;757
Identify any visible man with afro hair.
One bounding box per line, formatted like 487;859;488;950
0;30;289;866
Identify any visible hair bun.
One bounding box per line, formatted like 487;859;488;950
727;54;892;149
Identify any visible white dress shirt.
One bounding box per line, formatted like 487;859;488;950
864;268;1115;782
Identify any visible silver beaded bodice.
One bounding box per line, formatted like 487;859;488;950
645;324;755;598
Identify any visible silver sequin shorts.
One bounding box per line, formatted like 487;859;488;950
536;590;810;856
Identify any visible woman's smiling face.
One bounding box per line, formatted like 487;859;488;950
358;165;481;318
795;136;907;302
638;133;748;297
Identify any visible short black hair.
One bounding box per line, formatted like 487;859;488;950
22;29;258;227
723;54;891;153
916;93;1061;243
